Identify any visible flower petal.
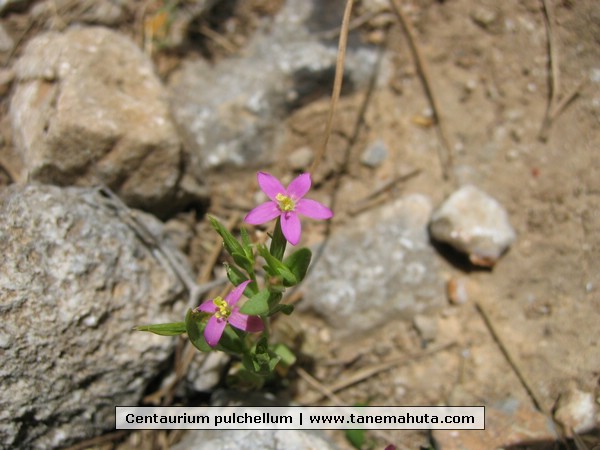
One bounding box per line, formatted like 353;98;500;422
295;198;333;220
286;173;311;200
281;211;301;245
225;280;252;307
204;316;227;347
244;202;281;225
197;300;217;313
228;310;264;333
257;172;286;201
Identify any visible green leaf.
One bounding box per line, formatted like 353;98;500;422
242;336;282;375
216;324;246;355
269;303;294;316
345;429;365;450
225;263;248;287
240;227;253;259
267;291;283;310
269;218;287;261
257;245;297;285
272;343;296;368
284;247;312;285
134;321;187;336
232;252;253;275
239;289;270;315
185;309;212;352
207;215;244;257
230;364;266;390
345;402;371;449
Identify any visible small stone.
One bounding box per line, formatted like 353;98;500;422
413;315;438;342
361;139;389;167
287;146;314;171
429;185;516;267
470;6;502;34
554;386;599;436
447;276;469;305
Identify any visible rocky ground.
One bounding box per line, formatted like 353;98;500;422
0;0;599;449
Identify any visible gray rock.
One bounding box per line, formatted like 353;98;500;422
429;185;516;266
180;352;230;395
0;184;189;449
360;139;389;167
303;194;445;335
168;0;380;173
171;429;338;450
9;26;205;217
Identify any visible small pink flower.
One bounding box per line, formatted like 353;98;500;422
244;172;333;245
196;280;263;347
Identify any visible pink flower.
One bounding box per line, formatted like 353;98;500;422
244;172;333;245
196;280;264;347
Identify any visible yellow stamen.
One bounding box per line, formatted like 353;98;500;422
213;297;231;320
276;193;295;212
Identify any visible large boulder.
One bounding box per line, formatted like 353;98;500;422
10;26;205;217
0;184;189;448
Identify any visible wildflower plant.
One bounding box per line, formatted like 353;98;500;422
136;172;332;387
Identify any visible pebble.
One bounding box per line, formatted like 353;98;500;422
447;276;470;305
361;139;389;167
470;6;502;33
429;185;516;267
554;386;599;436
287;146;314;171
413;315;438;342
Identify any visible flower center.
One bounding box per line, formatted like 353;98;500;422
276;193;296;212
213;297;231;320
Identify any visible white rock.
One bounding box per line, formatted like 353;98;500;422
554;386;599;436
429;185;516;266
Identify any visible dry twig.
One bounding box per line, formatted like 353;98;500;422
97;186;212;307
300;342;456;405
538;0;587;141
309;0;354;174
348;168;421;216
474;301;546;412
475;301;569;446
198;213;240;283
388;0;454;181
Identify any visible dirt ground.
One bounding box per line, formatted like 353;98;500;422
1;0;599;449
